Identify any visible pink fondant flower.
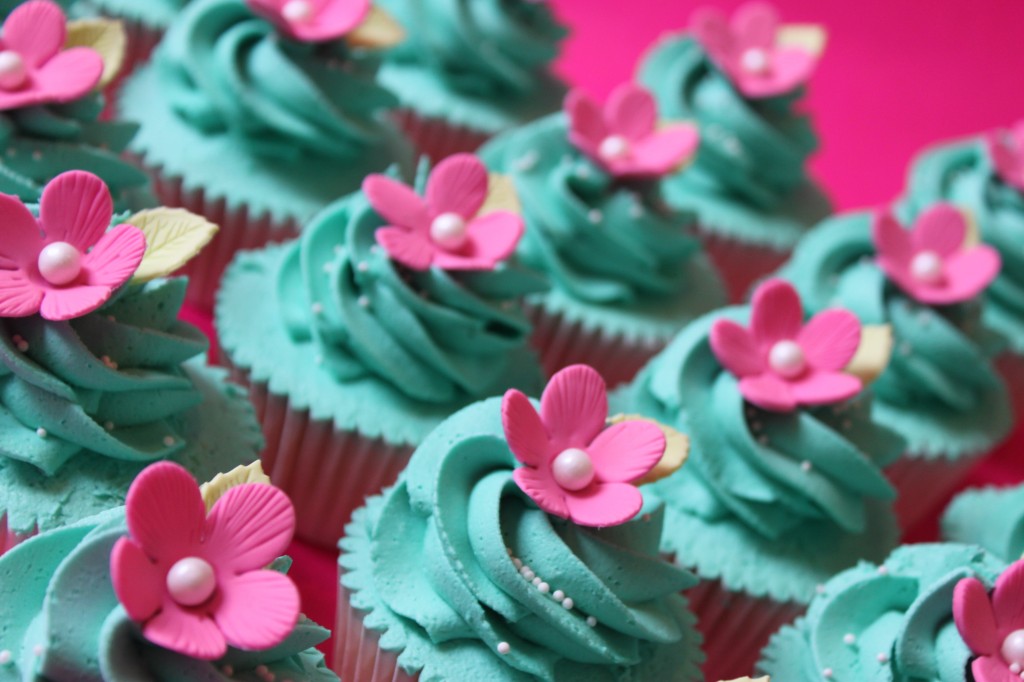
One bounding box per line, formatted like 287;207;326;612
690;2;820;98
501;364;665;528
110;462;300;660
566;83;699;179
986;120;1024;193
873;204;1001;305
247;0;370;42
0;0;103;111
0;171;146;321
364;154;524;271
710;278;863;412
954;559;1024;681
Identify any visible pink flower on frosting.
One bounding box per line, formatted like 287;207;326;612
0;171;146;321
501;364;665;528
566;83;699;179
710;278;863;412
986;121;1024;193
110;461;300;660
690;2;820;98
873;204;1001;305
954;559;1024;681
247;0;370;42
0;0;103;111
364;154;524;271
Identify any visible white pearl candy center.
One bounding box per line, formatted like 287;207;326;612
768;340;806;379
430;212;468;250
551;448;595;491
741;48;771;74
0;51;27;90
1004;629;1024;667
282;0;314;23
37;242;82;286
166;557;217;607
599;135;631;162
910;250;944;284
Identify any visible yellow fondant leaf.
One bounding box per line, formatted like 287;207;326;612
607;414;690;485
347;6;405;49
480;173;521;216
200;461;271;512
777;24;827;58
960;206;981;248
65;18;126;89
128;208;219;283
845;324;893;386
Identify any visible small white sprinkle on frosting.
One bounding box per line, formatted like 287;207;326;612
357;261;369;273
586;616;597;627
0;650;11;664
311;302;324;314
553;590;565;601
561;598;573;610
801;460;812;472
843;633;856;645
537;582;550;594
878;565;889;575
877;652;889;664
163;436;176;447
358;296;370;308
35;427;46;438
32;644;43;656
822;668;833;679
587;210;602;224
497;641;511;655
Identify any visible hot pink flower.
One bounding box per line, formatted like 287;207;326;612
364;154;524;272
986;120;1024;193
110;462;300;660
247;0;370;42
501;364;665;528
0;0;103;111
954;559;1024;681
873;204;1001;305
710;278;863;412
566;83;699;179
690;2;820;98
0;171;146;321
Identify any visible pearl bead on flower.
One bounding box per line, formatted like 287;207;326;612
551;448;595;491
0;51;27;90
910;250;944;284
430;212;469;250
741;48;770;74
37;242;83;285
166;556;217;606
282;0;314;23
1003;629;1024;667
599;135;631;162
768;340;806;379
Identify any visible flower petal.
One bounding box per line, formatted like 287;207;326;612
81;224;147;288
3;0;66;67
204;483;295;574
124;461;206;565
911;203;967;257
871;210;914;267
513;466;569;519
110;537;164;623
587;420;664;483
971;655;1018;682
620;123;699;178
433;211;523;271
565;88;607;157
928;246;1002;304
733;2;778;47
735;47;818;98
739;374;797;412
39;171;113;249
29;46;103;104
215;570;300;651
798;309;861;371
143;603;226;660
425;154;488;219
606;83;657;141
750;278;804;348
362;174;429;232
993;560;1024;632
39;284;114;321
501;389;551;467
375;226;435;271
954;576;999;655
540;365;607;451
0;268;43;317
710;318;763;378
789;371;862;407
0;191;45;266
986;132;1024;191
564;482;643;528
289;0;369;41
689;6;733;67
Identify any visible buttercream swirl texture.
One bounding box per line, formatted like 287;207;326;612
0;510;337;681
79;0;185;29
759;543;1006;681
942;484;1024;563
340;397;704;681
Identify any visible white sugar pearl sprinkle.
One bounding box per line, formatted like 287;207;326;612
497;642;511;655
586;616;597;627
36;427;47;438
561;598;573;610
843;633;856;645
553;590;565;601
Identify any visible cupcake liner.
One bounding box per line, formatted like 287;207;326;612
887;452;984;533
224;361;413;549
694;225;791;303
685;578;803;682
525;300;663;388
0;515;33;558
392;108;491;163
335;579;418;682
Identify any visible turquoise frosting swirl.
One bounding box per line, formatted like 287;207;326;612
759;543;1006;681
942;484;1024;563
275;168;547;404
0;509;337;681
904;137;1024;355
778;210;1013;458
77;0;185;29
340;397;704;682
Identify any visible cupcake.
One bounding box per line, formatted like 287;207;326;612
337;365;705;681
0;460;339;680
902;121;1024;418
942;483;1024;562
758;543;1024;682
478;82;727;387
217;153;546;548
118;0;413;309
777;204;1011;530
615;278;904;681
374;0;567;161
0;170;260;554
72;0;183;72
637;2;831;301
0;1;153;212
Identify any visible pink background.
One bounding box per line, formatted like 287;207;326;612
189;0;1024;663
